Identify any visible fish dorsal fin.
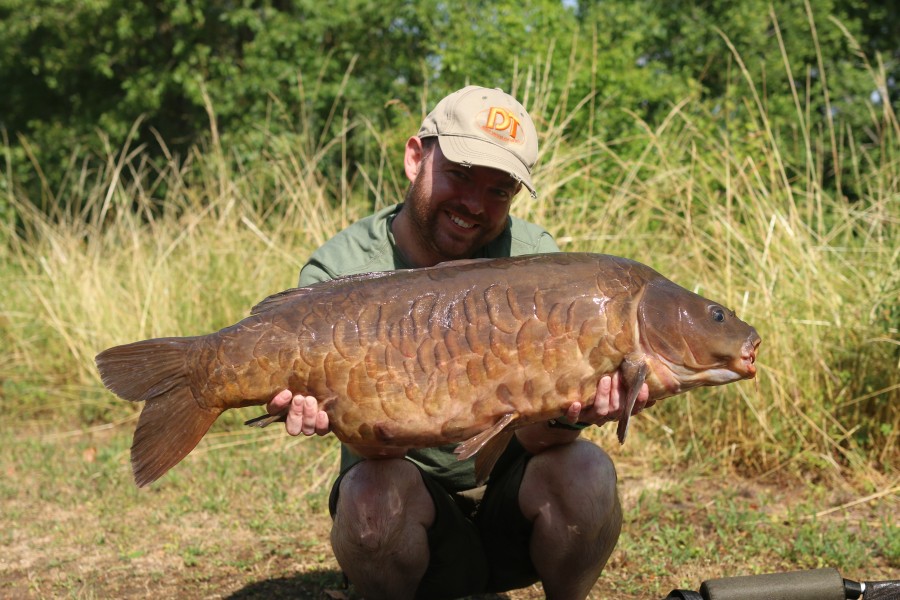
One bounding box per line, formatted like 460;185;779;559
251;260;492;316
616;358;649;444
250;288;310;315
250;271;396;316
454;412;518;485
435;257;493;268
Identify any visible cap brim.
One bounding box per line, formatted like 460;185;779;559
436;136;536;198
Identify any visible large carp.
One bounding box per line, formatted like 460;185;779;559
96;253;760;487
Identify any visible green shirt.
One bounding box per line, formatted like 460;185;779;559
299;203;560;491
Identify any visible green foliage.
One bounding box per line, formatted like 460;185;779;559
0;0;436;202
1;0;896;206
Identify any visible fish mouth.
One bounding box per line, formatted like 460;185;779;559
740;335;761;377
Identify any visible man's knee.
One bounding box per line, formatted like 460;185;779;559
330;459;434;599
531;440;617;488
521;441;620;525
332;459;435;549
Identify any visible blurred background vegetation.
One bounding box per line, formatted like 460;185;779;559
2;0;897;207
1;0;897;486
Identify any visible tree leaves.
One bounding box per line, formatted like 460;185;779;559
1;0;895;205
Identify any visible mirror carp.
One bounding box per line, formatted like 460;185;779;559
96;253;761;487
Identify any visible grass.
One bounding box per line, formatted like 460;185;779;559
0;428;895;599
0;425;343;599
1;24;898;600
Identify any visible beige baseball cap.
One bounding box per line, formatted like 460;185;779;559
418;86;539;198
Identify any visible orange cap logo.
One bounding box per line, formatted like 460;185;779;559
480;107;524;144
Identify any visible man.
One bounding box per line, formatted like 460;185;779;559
266;86;651;600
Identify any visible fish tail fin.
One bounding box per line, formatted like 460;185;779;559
95;337;222;487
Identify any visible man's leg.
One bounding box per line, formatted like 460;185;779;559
518;440;623;600
330;458;435;600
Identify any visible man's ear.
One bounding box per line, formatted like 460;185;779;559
404;136;425;182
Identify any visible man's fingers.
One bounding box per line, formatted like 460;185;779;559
267;389;293;414
593;375;613;415
284;394;306;436
607;372;622;413
301;395;319;435
315;410;330;435
275;394;328;437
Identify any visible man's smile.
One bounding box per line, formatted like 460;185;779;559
447;211;477;230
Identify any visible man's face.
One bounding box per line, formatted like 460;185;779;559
404;142;519;262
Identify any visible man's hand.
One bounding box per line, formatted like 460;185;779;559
267;389;330;436
565;371;653;427
515;372;653;454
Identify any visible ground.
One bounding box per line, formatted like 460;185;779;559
1;419;896;599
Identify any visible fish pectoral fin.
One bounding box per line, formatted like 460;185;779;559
454;412;518;461
616;358;649;445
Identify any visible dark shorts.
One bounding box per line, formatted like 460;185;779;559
328;441;537;599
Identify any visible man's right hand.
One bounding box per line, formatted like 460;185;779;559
267;390;331;436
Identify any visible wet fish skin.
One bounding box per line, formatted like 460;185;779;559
95;253;761;487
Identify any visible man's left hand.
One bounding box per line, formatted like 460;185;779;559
515;372;653;454
564;371;653;427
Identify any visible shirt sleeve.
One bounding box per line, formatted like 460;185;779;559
535;231;561;253
298;260;334;286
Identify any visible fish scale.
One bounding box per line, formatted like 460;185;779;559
96;253;760;487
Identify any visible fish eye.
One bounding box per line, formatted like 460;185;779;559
711;307;726;322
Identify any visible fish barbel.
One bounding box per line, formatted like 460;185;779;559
96;253;761;487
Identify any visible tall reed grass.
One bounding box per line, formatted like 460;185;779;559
1;31;896;486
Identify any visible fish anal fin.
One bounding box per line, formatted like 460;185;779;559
454;413;518;484
616;358;649;445
454;413;518;460
473;430;514;486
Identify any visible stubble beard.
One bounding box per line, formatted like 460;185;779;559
403;175;495;262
